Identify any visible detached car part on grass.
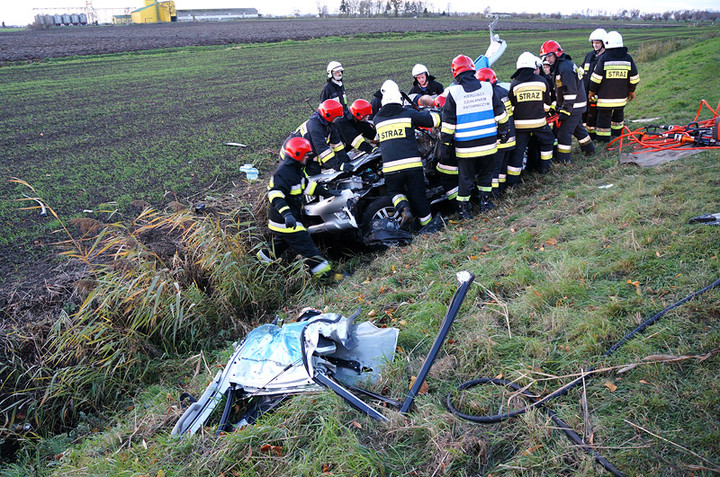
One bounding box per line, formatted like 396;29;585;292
172;271;475;437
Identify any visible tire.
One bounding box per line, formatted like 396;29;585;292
359;196;397;228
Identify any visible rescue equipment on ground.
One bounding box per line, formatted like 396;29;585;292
608;100;720;153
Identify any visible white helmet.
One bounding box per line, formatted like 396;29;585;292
326;61;344;79
516;51;542;70
589;28;607;42
604;31;623;49
381;79;402;106
412;63;428;77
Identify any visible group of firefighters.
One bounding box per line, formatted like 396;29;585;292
258;28;640;280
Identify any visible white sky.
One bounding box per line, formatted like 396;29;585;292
1;0;717;26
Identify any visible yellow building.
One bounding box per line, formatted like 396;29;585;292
131;0;177;23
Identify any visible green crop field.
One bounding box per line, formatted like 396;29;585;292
2;23;720;476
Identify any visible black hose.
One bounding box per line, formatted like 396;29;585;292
447;276;720;476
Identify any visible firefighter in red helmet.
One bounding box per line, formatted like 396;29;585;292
283;99;350;175
440;54;509;219
540;40;595;163
336;99;377;159
258;137;341;280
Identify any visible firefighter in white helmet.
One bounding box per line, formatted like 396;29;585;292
588;31;639;142
581;28;607;139
321;61;348;112
507;52;555;181
408;64;445;107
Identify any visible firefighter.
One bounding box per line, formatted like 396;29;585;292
284;99;349;175
432;94;460;211
582;28;607;139
336;99;377;157
408;64;445;107
373;79;441;231
588;31;639;143
321;61;348;112
540;40;595;163
507;52;555;182
440;54;508;219
257;137;341;280
476;67;516;197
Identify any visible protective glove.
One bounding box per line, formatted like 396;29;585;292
587;91;597;103
628;91;636;101
340;161;354;173
283;212;297;229
497;127;509;142
557;110;571;129
437;142;452;162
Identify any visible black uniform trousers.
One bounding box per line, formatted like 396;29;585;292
596;107;625;142
556;111;594;163
583;103;598;138
267;226;329;276
509;126;555;183
458;154;495;201
385;168;431;223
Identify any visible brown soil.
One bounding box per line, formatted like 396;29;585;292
0;18;664;65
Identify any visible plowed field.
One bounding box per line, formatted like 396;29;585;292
0;17;666;64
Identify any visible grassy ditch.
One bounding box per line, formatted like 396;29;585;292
1;27;719;476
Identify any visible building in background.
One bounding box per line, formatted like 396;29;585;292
176;8;259;21
131;0;176;23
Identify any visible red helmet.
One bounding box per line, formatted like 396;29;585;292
283;137;313;161
540;40;563;58
475;67;497;84
433;94;446;108
318;99;344;122
451;54;475;78
350;99;372;120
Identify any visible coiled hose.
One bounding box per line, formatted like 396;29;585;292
447;276;720;476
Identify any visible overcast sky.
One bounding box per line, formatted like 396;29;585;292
2;0;717;26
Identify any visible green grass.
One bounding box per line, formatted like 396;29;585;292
2;26;720;476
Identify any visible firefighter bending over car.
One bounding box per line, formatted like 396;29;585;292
507;52;556;181
284;99;350;175
258;137;342;280
373;80;442;232
336;99;377;158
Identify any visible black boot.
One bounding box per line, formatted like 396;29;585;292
458;201;472;220
478;193;496;213
398;203;414;230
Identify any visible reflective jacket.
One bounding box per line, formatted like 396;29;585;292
440;71;508;159
336;113;376;154
286;112;349;169
266;158;321;233
491;82;516;149
582;49;604;95
373;103;440;174
509;69;553;130
320;80;348;111
588;47;639;109
550;53;587;116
